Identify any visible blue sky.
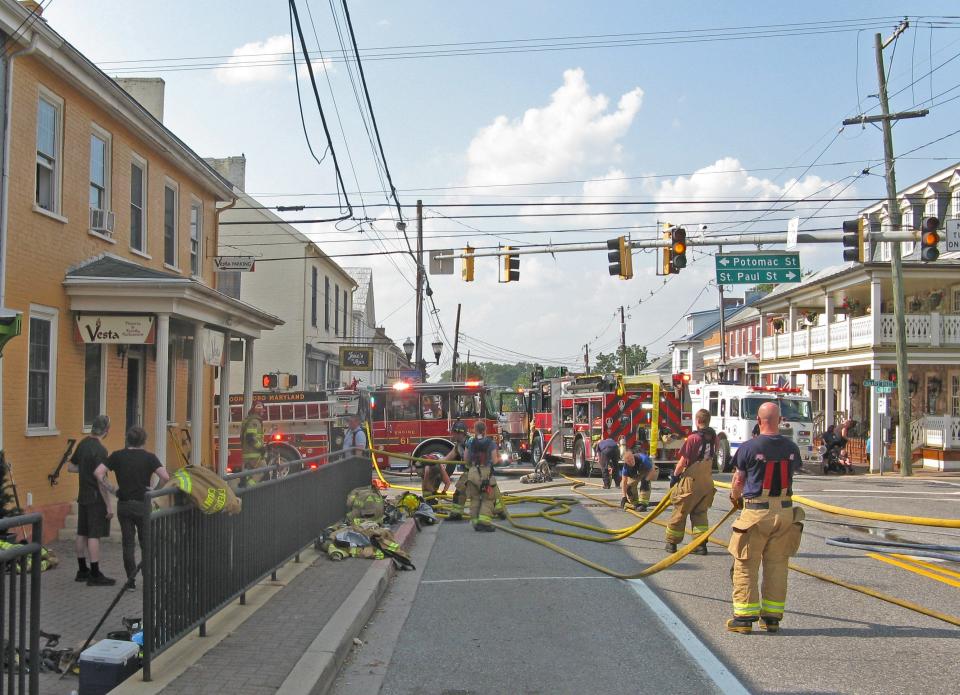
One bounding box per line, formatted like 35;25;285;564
46;2;960;376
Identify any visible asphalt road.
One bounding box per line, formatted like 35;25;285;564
335;470;960;695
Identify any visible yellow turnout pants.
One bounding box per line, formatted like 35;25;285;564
665;459;715;543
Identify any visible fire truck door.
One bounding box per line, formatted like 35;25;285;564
386;391;421;447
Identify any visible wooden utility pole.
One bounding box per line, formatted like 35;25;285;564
415;200;424;381
451;303;462;381
583;343;589;373
718;244;726;382
620;306;627;375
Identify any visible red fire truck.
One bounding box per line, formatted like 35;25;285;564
367;380;502;471
213;390;356;474
526;373;690;475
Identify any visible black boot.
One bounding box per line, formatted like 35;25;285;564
664;542;677;553
726;617;754;634
620;497;628;510
759;616;781;633
693;543;708;556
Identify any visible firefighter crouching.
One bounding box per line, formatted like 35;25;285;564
417;452;451;502
447;422;506;521
239;403;267;486
727;401;805;634
464;421;499;532
664;408;716;555
620;446;656;512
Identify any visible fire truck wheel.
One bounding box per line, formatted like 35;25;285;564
414;442;454;463
717;437;733;472
269;446;303;479
573;439;590;476
531;434;544;463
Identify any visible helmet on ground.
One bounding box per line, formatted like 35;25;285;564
334;529;372;549
397;491;423;515
414;502;439;525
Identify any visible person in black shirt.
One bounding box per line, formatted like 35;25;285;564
68;414;115;586
96;426;170;589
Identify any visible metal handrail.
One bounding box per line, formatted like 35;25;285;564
0;513;43;695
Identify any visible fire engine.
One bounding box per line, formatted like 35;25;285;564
687;382;822;469
367;380;503;471
525;373;690;475
214;390;356;474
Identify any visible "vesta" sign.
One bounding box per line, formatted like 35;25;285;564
74;315;156;344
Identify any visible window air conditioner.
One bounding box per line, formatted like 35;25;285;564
90;208;116;235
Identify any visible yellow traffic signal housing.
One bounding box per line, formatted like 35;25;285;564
841;218;865;263
606;236;633;279
661;230;672;275
501;246;520;283
462;245;475;282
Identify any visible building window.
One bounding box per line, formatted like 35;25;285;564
89;130;111;213
335;283;340;334
189;202;202;275
953;188;960;219
164;182;178;267
166;340;176;423
324;277;330;330
83;344;104;429
27;308;57;430
952;375;960;418
328;363;340;389
311;267;318;327
307;356;324;390
342;289;348;337
130;158;147;252
36;93;63;213
218;271;241;299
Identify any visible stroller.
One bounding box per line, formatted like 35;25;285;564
822;424;854;475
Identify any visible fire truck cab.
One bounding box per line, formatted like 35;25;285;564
687;383;822;470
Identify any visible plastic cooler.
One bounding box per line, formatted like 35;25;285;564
79;639;140;695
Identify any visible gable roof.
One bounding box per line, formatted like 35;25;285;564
66;254;182;281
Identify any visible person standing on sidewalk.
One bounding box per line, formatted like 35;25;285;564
726;402;805;634
67;414;115;586
95;426;170;590
664;409;717;555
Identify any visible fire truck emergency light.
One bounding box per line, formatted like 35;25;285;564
464;380;483;388
392;381;412;391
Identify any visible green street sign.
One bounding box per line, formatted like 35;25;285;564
715;253;801;284
864;379;895;388
875;386;895;394
716;268;801;284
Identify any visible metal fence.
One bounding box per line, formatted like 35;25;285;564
0;514;43;695
141;452;370;681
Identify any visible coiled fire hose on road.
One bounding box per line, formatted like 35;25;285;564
825;537;960;563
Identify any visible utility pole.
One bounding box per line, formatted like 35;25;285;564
871;21;920;476
718;244;726;383
451;303;461;382
415;200;424;382
583;343;589;373
619;306;627;375
465;349;471;380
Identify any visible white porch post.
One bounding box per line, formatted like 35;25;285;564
870;276;882;344
243;337;255;412
824;367;834;429
759;312;765;362
154;313;170;465
191;322;204;467
841;371;850;418
824;293;834;352
788;303;795;358
869;362;882;473
218;331;232;477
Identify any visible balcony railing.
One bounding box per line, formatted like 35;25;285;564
762;313;960;359
910;415;960;449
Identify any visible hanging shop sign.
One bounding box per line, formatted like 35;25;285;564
75;315;155;344
339;346;373;371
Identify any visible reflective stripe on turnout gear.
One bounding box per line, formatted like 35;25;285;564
762;599;785;615
733;602;761;617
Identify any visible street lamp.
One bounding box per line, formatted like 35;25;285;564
402;337;414;364
431;338;443;364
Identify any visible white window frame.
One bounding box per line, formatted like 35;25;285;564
82;344;108;433
189;197;203;277
89;124;112;227
34;86;65;220
130;153;149;257
26;304;59;436
163;179;179;271
901;207;915;257
951;372;960;419
952;188;960;219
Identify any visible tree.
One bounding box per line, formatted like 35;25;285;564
593;345;649;375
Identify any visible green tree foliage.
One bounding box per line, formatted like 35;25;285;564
439;361;570;388
593;345;650;375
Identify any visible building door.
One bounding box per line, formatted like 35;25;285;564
126;350;145;431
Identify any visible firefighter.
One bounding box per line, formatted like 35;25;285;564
446;422;507;521
620;446;655;512
596;436;621;489
464;421;499;532
664;409;717;555
239;403;266;487
418;452;451;502
727;401;805;634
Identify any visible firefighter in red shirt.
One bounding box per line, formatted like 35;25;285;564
664;408;717;554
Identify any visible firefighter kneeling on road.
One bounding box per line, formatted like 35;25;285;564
620;445;656;512
417;451;451;502
664;408;717;555
446;421;506;521
727;401;805;634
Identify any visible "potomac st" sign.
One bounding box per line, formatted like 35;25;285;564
75;315;156;344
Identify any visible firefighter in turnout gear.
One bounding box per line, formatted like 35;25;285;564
239;403;266;486
446;422;506;521
726;402;805;634
417;452;451;502
664;409;717;555
464;421;499;532
620;446;656;512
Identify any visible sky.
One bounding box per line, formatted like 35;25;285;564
44;1;960;379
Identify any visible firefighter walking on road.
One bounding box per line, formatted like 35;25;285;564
464;421;499;532
447;421;506;521
727;402;805;634
664;409;717;554
239;403;266;486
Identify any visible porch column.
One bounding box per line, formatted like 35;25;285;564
824;294;834;352
870;276;882;344
759;312;765;362
788;303;795;358
869;362;882;473
191;322;204;467
243;337;256;412
841;371;850;418
824;367;834;429
218;330;232;477
154;313;170;465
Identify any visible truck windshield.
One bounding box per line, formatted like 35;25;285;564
742;397;812;422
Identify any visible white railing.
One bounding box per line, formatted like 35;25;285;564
829;321;847;347
912;415;960;449
851;316;873;347
944;315;960;344
762;336;775;355
809;325;827;352
776;333;789;353
794;330;808;354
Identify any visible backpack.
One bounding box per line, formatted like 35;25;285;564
167;466;242;515
346;485;385;525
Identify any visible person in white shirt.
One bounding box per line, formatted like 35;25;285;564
342;414;367;454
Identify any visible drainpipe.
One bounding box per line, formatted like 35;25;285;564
0;33;39;452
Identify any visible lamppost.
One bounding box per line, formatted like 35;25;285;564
402;337;414;367
431;338;443;365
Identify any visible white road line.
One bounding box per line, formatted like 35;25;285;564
802;494;960;501
821;489;960;495
628;579;750;695
421;575;614;584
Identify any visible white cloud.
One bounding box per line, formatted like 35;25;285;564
465;68;642;187
215;35;333;85
297;56;335;79
378;18;390;27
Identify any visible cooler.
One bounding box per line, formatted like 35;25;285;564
79;639;140;695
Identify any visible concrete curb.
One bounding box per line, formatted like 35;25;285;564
276;517;419;695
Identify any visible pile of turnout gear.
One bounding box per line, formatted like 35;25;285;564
319;485;437;570
520;458;553;485
164;465;242;515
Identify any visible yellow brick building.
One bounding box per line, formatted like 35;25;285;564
0;2;281;540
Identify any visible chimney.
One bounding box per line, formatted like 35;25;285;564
115;78;165;123
18;1;43;16
204;155;247;191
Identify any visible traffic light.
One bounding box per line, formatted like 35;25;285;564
920;216;940;262
671;372;691;388
262;373;278;389
841;218;865;263
606;236;633;279
501;246;520;283
670;227;687;273
462;245;475;282
662;229;672;275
